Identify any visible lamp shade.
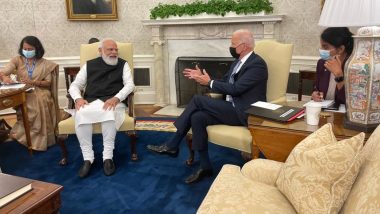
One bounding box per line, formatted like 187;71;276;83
319;0;380;27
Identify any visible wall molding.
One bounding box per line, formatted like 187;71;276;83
1;54;318;106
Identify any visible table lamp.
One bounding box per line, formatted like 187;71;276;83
319;0;380;132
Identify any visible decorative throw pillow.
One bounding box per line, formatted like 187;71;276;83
276;123;365;214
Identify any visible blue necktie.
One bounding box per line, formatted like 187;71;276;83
229;60;241;84
227;60;241;106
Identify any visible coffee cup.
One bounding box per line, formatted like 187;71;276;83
306;102;322;125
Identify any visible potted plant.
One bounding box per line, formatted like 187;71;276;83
150;0;274;19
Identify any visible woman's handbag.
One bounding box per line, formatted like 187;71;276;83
0;119;11;143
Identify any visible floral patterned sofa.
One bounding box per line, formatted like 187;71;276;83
197;124;380;214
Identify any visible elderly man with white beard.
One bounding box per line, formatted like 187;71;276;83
69;38;135;178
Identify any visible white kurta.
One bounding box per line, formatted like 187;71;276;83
68;61;135;128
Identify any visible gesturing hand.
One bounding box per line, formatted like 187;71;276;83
103;97;120;111
75;98;89;110
183;64;203;80
193;69;211;86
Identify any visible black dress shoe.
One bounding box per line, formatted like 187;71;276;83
147;144;179;158
185;168;213;184
78;160;92;178
103;159;115;176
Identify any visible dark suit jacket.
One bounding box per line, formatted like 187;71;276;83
313;59;346;105
211;52;268;125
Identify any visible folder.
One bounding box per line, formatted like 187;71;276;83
246;103;305;123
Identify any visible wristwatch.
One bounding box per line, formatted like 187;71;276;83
334;76;344;83
207;80;212;87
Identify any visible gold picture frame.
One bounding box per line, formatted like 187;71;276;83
66;0;118;21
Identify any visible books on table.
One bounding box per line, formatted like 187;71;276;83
0;173;33;208
246;101;305;123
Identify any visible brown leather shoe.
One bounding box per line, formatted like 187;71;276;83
146;144;179;158
185;168;213;184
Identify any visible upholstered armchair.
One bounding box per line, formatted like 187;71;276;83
186;40;294;164
57;42;137;165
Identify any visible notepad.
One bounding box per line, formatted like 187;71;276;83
303;100;334;108
0;83;25;90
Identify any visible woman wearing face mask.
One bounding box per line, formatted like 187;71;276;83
0;36;59;151
311;27;353;105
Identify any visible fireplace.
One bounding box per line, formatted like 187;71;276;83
175;57;234;107
142;15;284;106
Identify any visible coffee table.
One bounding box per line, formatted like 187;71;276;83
0;179;63;213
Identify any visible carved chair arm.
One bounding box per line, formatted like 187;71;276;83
125;92;134;117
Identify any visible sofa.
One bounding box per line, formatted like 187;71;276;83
197;123;380;214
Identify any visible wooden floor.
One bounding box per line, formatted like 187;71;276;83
1;104;163;127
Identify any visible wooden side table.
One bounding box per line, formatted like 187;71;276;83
0;86;32;154
248;101;371;162
0;179;63;214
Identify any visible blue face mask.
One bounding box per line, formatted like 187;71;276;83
22;49;36;59
319;49;331;60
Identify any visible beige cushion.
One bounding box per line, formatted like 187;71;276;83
207;125;252;153
197;164;297;214
340;124;380;213
276;123;365;214
241;159;284;186
58;115;135;135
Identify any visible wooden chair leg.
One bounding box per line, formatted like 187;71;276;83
251;140;260;160
127;130;138;161
58;134;69;166
186;133;195;165
241;151;252;162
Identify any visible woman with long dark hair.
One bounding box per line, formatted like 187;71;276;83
312;27;354;105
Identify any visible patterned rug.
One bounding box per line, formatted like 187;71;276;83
135;117;177;132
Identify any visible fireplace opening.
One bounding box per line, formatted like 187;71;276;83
175;57;235;107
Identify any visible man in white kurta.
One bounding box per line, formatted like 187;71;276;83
69;39;134;178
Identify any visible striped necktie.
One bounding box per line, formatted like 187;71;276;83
229;60;241;84
227;60;241;106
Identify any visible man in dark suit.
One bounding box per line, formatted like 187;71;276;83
147;29;268;184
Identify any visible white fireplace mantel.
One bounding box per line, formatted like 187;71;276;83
142;14;284;26
142;14;284;106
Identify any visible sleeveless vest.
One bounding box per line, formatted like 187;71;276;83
84;57;126;102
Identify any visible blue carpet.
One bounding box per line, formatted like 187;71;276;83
0;130;244;213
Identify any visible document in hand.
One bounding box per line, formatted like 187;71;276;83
246;101;305;123
0;173;33;207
